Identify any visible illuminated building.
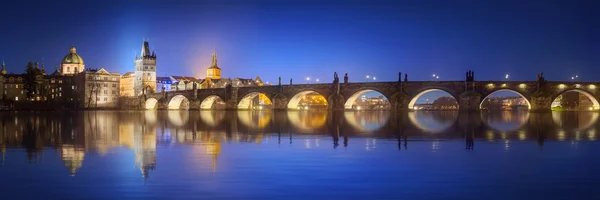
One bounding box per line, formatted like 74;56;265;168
120;72;135;96
60;145;85;176
197;50;263;89
134;126;157;179
352;95;391;110
75;68;121;108
206;49;221;79
297;93;328;110
156;76;172;92
1;61;78;104
134;41;157;96
60;45;85;75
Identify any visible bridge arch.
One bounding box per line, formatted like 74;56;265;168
200;95;226;110
480;89;531;110
408;89;458;110
145;98;159;110
287;90;328;110
344;89;390;110
238;92;272;110
552;89;600;111
168;95;190;110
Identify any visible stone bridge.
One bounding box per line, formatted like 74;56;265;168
125;73;600;112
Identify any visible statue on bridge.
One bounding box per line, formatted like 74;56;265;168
333;72;339;84
278;77;281;86
404;74;408;82
466;70;474;81
344;73;348;83
290;78;293;85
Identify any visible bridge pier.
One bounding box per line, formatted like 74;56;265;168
458;91;481;111
530;95;552;112
189;99;201;110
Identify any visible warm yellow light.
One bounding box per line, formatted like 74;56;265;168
487;83;494;88
501;83;507;87
519;83;526;89
558;84;566;89
590;85;596;89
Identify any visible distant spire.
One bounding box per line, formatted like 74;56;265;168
211;46;217;67
1;57;6;75
141;41;151;57
35;61;39;69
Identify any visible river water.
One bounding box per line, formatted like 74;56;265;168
0;110;599;199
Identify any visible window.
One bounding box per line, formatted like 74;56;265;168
52;89;54;93
104;83;108;87
95;76;100;80
112;77;117;81
75;67;78;72
51;79;55;83
15;97;18;101
144;66;147;69
104;97;107;101
104;77;108;81
21;90;23;94
112;84;116;88
96;97;100;101
59;80;62;83
104;90;108;94
16;84;18;88
67;67;70;72
59;87;62;91
72;86;75;89
112;90;116;94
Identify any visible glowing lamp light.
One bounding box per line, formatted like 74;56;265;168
590;85;596;89
558;84;566;89
502;83;507;87
519;83;526;89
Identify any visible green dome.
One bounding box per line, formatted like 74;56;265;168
61;46;84;65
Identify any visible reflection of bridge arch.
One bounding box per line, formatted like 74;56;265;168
408;89;457;110
287;111;328;131
287;91;328;110
200;111;225;127
168;95;190;110
408;111;458;133
480;111;530;132
552;89;600;111
237;111;272;129
145;98;158;110
201;95;225;110
552;112;599;132
167;110;189;127
238;92;272;110
480;89;531;110
144;110;158;124
344;89;390;110
343;111;390;133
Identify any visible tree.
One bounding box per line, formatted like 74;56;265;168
86;75;100;108
23;62;37;100
432;96;458;110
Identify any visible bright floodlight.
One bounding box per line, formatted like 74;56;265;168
505;74;509;79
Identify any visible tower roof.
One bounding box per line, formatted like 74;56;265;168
140;41;155;58
208;48;220;69
61;45;84;65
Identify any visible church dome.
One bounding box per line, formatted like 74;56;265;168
61;46;84;65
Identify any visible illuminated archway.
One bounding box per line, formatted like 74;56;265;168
201;95;226;110
145;98;158;110
287;91;328;110
551;89;600;111
343;111;390;133
344;89;390;110
408;89;458;110
480;89;531;110
168;95;190;110
408;111;458;133
238;92;272;110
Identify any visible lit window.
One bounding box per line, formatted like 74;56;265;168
15;85;18;89
15;97;18;101
72;86;75;89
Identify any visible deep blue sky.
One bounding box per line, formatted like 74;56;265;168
0;0;597;85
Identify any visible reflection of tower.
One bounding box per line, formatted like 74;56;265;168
134;125;157;179
60;145;85;176
205;142;221;172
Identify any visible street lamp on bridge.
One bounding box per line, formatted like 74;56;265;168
306;77;310;84
505;74;509;80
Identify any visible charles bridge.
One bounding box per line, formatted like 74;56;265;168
121;72;600;112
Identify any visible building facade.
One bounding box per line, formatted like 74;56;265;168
134;41;157;96
75;68;120;108
120;72;135;97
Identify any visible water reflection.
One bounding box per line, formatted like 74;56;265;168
0;110;599;179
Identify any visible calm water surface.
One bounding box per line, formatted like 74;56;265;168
0;110;599;200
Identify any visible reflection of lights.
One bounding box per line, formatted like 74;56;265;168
589;129;596;141
519;130;526;140
486;130;495;141
501;133;507;140
431;141;440;151
557;130;566;141
304;139;311;149
504;140;510;151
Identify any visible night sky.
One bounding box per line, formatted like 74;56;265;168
0;0;597;101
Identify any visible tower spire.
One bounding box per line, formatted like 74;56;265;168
211;46;217;67
1;57;6;75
